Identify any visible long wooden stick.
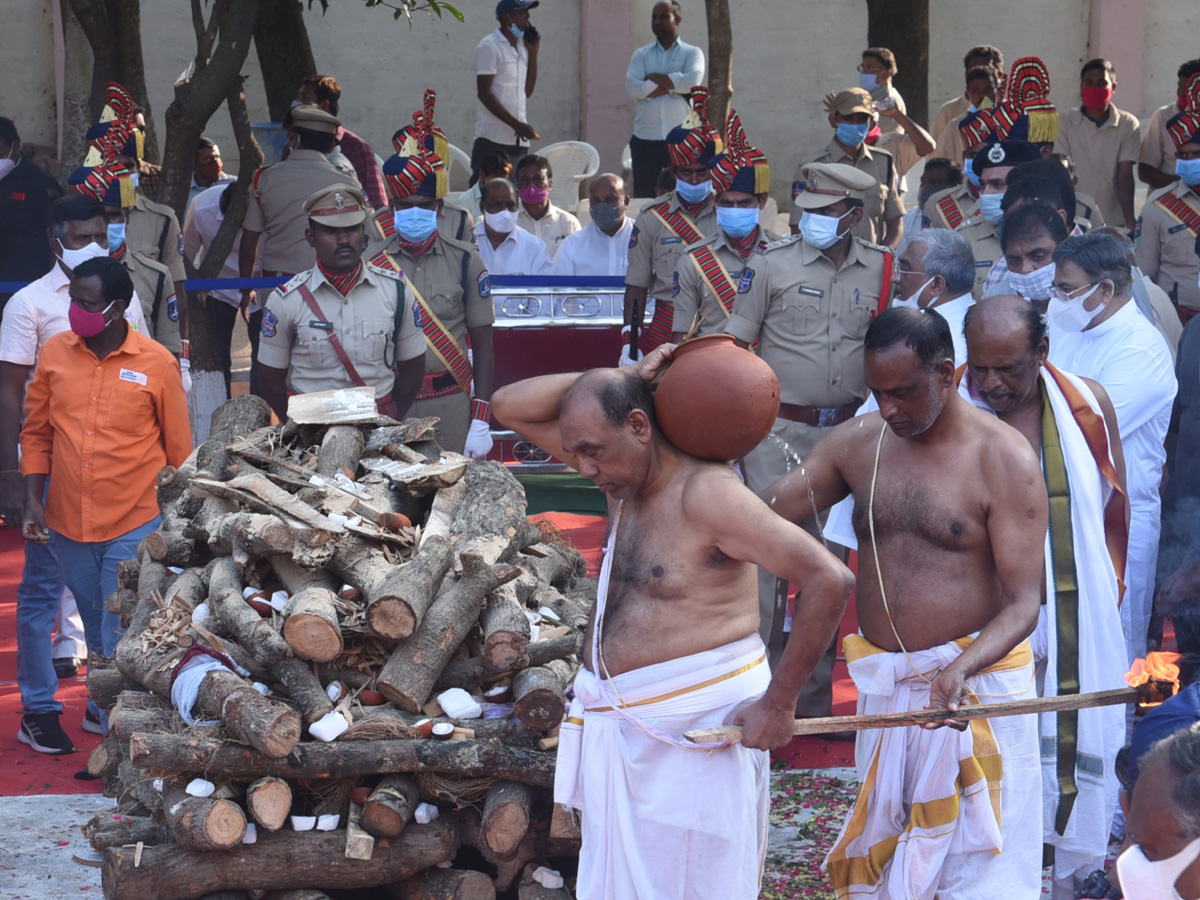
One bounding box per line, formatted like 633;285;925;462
684;686;1140;743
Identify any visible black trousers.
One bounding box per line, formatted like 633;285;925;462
207;296;263;398
469;137;528;186
629;135;672;198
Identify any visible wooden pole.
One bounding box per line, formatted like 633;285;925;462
684;686;1141;743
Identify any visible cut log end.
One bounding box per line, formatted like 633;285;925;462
366;597;417;642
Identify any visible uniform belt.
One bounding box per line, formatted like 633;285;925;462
776;401;858;427
414;371;464;400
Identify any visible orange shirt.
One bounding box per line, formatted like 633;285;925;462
20;326;192;543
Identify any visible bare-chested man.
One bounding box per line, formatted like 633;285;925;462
492;350;854;900
768;307;1049;899
961;295;1129;898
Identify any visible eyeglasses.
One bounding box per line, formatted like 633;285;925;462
896;267;925;278
1050;281;1097;301
857;63;885;74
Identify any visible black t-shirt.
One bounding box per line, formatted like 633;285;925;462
0;157;63;312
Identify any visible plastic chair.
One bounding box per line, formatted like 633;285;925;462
447;143;472;194
575;197;592;226
535;141;600;214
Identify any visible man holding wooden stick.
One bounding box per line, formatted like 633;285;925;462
492;348;854;900
767;307;1049;899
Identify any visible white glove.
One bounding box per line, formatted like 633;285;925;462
464;418;494;460
178;357;192;393
618;344;637;367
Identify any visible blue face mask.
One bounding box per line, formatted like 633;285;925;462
978;192;1005;225
107;222;126;251
1176;157;1200;186
393;206;438;242
508;22;525;39
717;206;759;239
859;73;879;92
675;177;712;204
963;158;980;187
836;122;870;147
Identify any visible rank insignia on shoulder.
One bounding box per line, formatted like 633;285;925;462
281;272;307;293
477;272;491;298
737;269;754;293
261;308;278;338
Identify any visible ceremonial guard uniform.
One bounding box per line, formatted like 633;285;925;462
257;186;425;414
727;162;893;718
672;109;779;338
1136;74;1200;321
377;93;496;457
625;87;721;354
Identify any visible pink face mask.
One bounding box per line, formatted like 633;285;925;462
68;300;116;338
519;184;551;206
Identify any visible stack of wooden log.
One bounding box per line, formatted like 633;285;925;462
82;396;593;900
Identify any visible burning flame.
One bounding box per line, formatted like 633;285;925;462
1125;651;1183;706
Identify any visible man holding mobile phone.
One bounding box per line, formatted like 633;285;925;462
471;0;542;185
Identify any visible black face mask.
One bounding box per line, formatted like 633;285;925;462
591;201;623;230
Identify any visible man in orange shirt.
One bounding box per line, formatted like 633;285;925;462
20;256;191;731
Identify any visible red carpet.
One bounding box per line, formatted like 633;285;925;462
0;525;103;796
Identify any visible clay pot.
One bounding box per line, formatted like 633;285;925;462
653;334;779;460
349;787;371;806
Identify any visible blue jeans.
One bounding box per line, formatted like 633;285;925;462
52;515;161;722
16;536;67;715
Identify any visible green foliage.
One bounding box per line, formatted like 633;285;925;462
307;0;464;23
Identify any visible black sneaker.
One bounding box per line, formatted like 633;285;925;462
17;713;77;755
81;709;103;735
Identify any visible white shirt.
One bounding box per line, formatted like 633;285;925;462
0;261;149;406
187;171;233;212
1048;299;1177;515
472;221;553;276
474;29;528;145
182;183;251;307
517;203;581;259
625;37;706;140
553;218;634;277
926;292;973;365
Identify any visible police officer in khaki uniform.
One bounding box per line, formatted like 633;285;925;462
671;110;780;340
113;240;181;355
623;87;722;359
374;100;496;458
790;88;904;249
256;185;426;422
239;105;362;316
1136;77;1200;321
728;162;894;720
922;155;1003;299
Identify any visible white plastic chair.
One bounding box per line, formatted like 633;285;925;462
575;197;592;226
447;143;472;193
535;140;600;214
621;143;632;185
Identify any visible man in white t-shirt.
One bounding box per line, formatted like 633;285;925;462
554;174;633;277
471;0;541;185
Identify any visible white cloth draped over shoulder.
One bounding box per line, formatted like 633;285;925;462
959;364;1128;882
554;505;771;900
825;635;1043;900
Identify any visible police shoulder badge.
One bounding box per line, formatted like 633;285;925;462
628;225;639;249
671;271;680;296
166;295;178;322
737;268;754;293
261;308;278;338
477;272;491;299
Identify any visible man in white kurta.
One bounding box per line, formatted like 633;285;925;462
961;294;1129;897
1046;234;1177;665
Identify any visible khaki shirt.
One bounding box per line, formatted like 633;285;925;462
244;150;361;274
125;195;185;284
1139;102;1182;179
922;182;999;299
726;233;893;407
517;203;581;260
1054;105;1141;227
375;234;494;376
935;116;967;168
626;192;719;301
671;227;780;337
932;94;972;149
365;203;476;250
257;261;426;395
789;138;903;243
120;250;181;354
1136;182;1200;311
876;129;924;178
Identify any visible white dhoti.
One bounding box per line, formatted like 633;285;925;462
825;635;1043;900
554;634;771;900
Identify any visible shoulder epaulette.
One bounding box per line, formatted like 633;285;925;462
648;199;672;215
139;197;178;220
762;233;803;252
278;271;310;295
439;233;480;256
686;234;720;254
367;250;404;276
853;237;892;254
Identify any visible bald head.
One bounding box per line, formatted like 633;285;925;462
964;294;1047;354
561;368;656;429
480;177;516;209
963;295;1048;414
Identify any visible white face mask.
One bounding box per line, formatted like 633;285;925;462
1047;281;1105;333
0;143;15;181
1116;836;1200;900
57;239;107;271
1007;262;1056;301
484;209;518;234
893;276;935;310
799;208;852;250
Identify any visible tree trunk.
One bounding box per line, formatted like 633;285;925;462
363;534;454;641
101;820;457;900
281;587;344;662
127;734;557;788
704;0;732;127
253;0;318;123
389;869;497;900
480;582;531;672
480;781;533;860
162;786;247;852
245;776;292;832
866;0;930;125
360;775;422;838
